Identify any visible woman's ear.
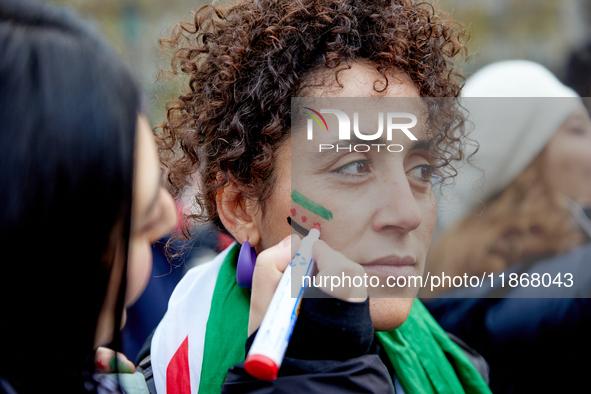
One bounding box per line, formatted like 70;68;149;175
216;179;261;247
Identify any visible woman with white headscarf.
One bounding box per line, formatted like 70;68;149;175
429;60;591;281
423;60;591;393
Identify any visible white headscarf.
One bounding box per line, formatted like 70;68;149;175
437;60;583;230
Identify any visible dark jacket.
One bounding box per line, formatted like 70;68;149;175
223;292;396;393
222;289;489;393
424;243;591;393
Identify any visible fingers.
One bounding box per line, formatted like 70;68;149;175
248;235;367;336
248;234;301;336
312;240;368;303
94;347;135;374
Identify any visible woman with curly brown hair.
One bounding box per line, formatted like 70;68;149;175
148;0;491;392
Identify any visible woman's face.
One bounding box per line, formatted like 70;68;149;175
544;106;591;207
251;62;437;330
127;116;178;304
95;116;177;346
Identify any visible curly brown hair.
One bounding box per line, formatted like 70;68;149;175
157;0;470;236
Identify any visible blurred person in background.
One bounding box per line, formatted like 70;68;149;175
429;60;591;280
424;60;591;393
564;39;591;116
0;0;177;392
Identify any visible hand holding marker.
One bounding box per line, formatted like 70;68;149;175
244;224;321;380
245;191;332;380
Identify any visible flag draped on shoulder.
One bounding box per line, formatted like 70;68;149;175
151;243;491;394
151;244;240;394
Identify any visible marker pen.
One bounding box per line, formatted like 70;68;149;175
244;225;320;380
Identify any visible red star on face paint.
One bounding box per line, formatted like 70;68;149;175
290;208;297;217
313;223;321;230
301;216;307;223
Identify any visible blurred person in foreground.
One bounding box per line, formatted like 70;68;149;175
0;0;178;392
424;60;591;393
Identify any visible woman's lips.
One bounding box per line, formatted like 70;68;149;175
364;255;415;266
360;255;417;278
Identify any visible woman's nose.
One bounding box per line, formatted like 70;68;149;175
156;188;179;241
371;175;423;233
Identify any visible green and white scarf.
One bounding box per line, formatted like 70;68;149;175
198;245;492;394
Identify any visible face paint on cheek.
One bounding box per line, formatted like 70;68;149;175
289;190;331;235
287;217;309;236
291;190;333;220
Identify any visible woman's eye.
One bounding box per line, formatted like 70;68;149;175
569;126;587;135
408;165;433;183
333;160;371;176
